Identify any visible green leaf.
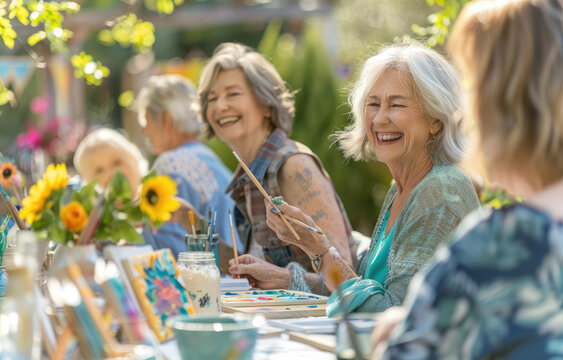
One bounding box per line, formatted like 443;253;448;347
108;170;132;201
27;30;45;45
32;208;55;230
118;90;135;107
107;219;143;243
142;169;157;183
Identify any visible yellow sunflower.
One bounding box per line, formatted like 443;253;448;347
140;176;180;223
20;163;69;225
43;163;69;192
20;179;50;224
0;162;17;189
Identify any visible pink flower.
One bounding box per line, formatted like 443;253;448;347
30;95;51;115
16;128;42;149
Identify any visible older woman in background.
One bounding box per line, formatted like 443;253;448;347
374;0;563;358
198;43;355;294
136;74;240;259
73;128;148;198
266;44;480;316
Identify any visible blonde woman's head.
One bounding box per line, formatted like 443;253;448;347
449;0;563;192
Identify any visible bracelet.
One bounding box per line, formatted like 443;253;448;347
286;262;311;293
310;246;335;273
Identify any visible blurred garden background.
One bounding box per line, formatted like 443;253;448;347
0;0;470;235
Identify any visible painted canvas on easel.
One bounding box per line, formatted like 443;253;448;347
123;249;193;342
221;289;328;307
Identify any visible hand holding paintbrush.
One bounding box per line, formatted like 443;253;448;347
232;150;323;239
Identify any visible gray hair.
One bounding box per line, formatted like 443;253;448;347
73;128;148;183
198;42;295;137
137;74;201;135
334;44;467;165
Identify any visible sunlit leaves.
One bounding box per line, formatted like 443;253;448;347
25;0;79;52
413;0;470;47
144;0;184;15
118;90;134;108
0;82;14;106
0;1;17;48
97;13;155;52
0;0;79;51
71;52;110;86
8;0;29;26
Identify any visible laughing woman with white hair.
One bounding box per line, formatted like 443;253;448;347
265;44;480;316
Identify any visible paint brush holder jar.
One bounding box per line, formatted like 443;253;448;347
184;233;220;271
177;252;220;316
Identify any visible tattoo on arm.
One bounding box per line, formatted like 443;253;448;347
311;210;328;222
296;190;321;206
294;168;312;192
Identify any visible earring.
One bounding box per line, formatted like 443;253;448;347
424;133;437;155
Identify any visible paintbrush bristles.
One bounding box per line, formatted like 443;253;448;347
188;210;196;235
329;266;343;286
228;209;239;266
231;150;301;241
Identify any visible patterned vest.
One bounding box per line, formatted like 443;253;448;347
226;129;356;271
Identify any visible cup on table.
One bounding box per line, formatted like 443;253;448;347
168;314;261;360
184;234;220;271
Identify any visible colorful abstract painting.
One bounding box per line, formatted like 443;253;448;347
123;249;193;342
220;289;328;307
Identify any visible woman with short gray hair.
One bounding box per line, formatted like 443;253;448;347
265;44;480;316
137;74;240;261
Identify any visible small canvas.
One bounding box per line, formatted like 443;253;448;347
122;249;193;342
103;244;154;312
221;289;328;307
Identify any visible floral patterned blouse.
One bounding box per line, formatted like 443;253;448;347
385;203;563;360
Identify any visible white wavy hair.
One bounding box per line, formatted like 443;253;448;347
334;44;467;165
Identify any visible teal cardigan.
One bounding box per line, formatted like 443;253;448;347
327;164;480;316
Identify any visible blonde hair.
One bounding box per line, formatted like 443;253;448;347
449;0;563;187
334;44;467;165
73;128;148;183
197;42;295;138
137;74;202;135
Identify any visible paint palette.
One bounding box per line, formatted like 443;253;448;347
220;289;328;307
221;303;327;319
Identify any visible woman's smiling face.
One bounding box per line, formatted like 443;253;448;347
205;68;271;147
364;68;437;167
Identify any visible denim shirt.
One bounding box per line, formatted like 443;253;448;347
143;141;241;258
226;129;355;271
